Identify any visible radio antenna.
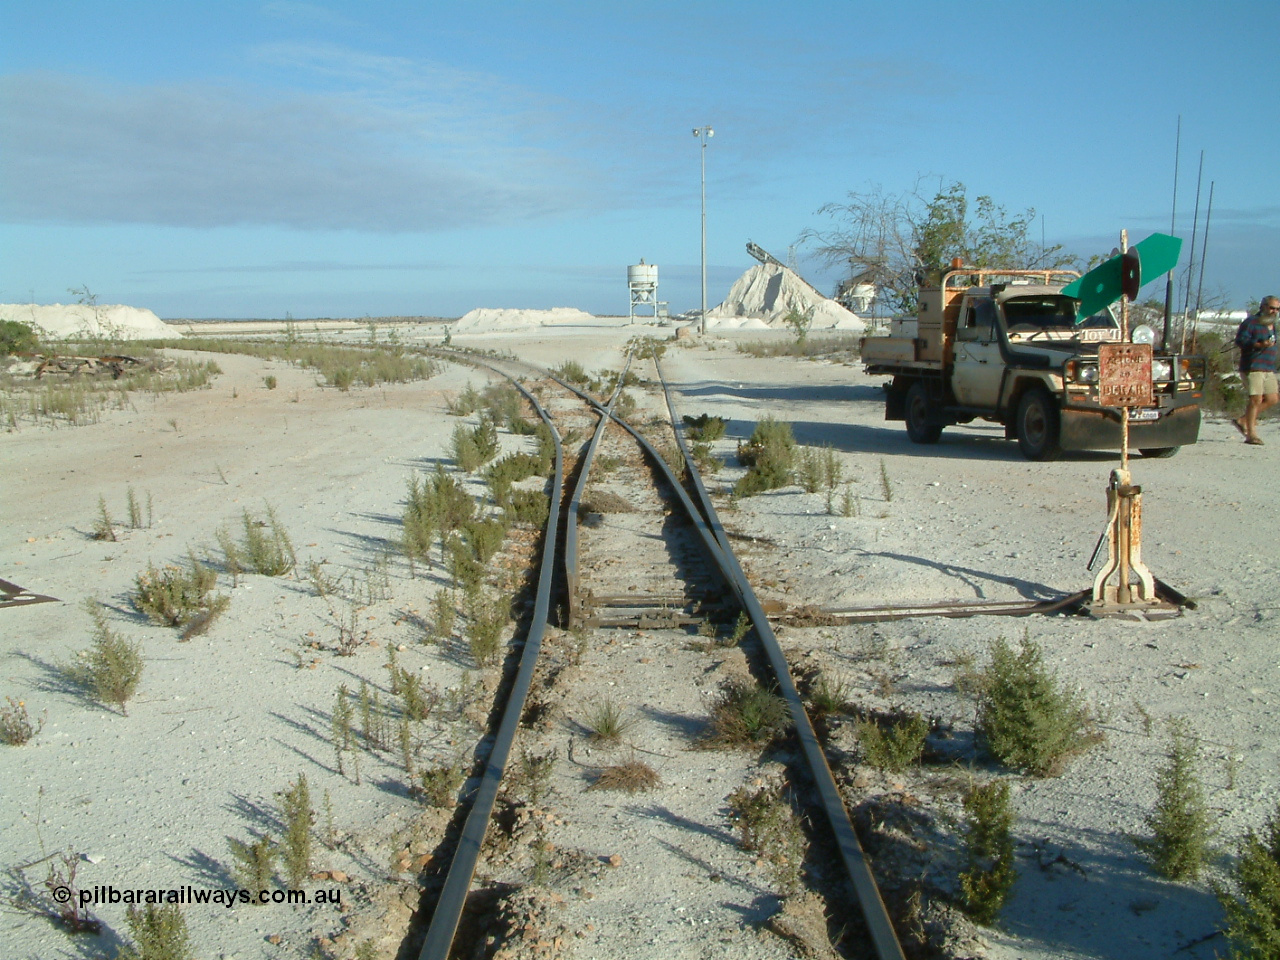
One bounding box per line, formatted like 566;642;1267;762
1162;116;1181;348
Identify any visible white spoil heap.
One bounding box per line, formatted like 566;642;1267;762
703;263;865;332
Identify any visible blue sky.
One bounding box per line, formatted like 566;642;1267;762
1;1;1276;319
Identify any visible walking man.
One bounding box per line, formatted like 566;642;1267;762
1235;297;1280;445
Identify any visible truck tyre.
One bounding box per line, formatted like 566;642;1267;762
905;382;943;444
1015;389;1063;461
1139;447;1180;458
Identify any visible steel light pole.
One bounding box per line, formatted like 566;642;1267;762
693;125;713;335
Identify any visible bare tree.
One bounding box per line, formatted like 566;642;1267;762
801;178;1076;315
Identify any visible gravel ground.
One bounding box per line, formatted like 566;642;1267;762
1;320;1275;960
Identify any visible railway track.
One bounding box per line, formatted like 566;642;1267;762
409;346;906;960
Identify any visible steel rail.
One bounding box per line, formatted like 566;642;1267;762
422;346;904;958
774;591;1093;624
417;365;564;960
651;350;907;960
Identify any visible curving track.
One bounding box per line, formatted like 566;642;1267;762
414;346;906;960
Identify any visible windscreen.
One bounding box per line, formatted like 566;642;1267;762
1002;295;1079;328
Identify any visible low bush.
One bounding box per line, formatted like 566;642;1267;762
277;773;314;891
959;779;1017;924
465;589;508;667
683;413;727;442
506;489;549;527
1135;719;1213;880
703;678;790;748
583;699;632;743
1;696;45;745
727;778;806;895
419;755;466;807
974;633;1099;776
118;903;195;960
0;319;39;355
133;554;221;626
72;601;144;715
238;505;296;576
1220;801;1280;959
856;712;928;772
734;417;795;497
550;359;590;384
451;417;500;472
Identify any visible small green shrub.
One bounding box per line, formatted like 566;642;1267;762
263;375;278;390
419;755;466;807
117;903;195;960
682;413;727;442
550;359;590;384
481;382;523;424
879;459;893;502
783;306;814;345
392;665;436;722
703;678;790;748
487;451;546;503
462;516;507;565
431;589;457;642
1135;720;1213;880
727;778;806;895
511;747;557;804
445;535;484;593
229;833;276;898
583;699;632;743
91;495;117;541
506;489;549;527
1220;801;1280;960
857;712;928;772
133;554;221;627
465;589;508;667
1;696;45;745
446;382;482;416
734;417;795;497
0;319;39;355
277;773;314;891
451;418;500;472
959;779;1017;925
331;684;355;775
797;445;845;495
975;633;1098;776
239;505;296;576
72;601;144;715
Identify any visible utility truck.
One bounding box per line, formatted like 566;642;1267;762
860;265;1205;460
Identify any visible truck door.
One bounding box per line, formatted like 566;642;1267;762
951;297;1003;408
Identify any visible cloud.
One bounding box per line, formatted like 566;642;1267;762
0;67;606;231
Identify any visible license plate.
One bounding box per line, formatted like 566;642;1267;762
1129;408;1159;421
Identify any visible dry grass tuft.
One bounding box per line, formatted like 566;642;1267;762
589;757;661;793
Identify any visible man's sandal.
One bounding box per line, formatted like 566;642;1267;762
1233;417;1248;437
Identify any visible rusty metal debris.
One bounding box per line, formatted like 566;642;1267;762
33;354;171;380
0;578;58;610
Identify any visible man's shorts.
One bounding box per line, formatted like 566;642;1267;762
1247;371;1279;396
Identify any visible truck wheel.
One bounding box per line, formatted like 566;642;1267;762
1139;447;1180;458
1016;389;1063;461
905;382;943;444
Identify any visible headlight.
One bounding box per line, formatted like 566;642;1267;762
1151;360;1172;381
1131;324;1157;345
1065;360;1099;383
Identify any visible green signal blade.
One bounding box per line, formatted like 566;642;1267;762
1063;233;1183;320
